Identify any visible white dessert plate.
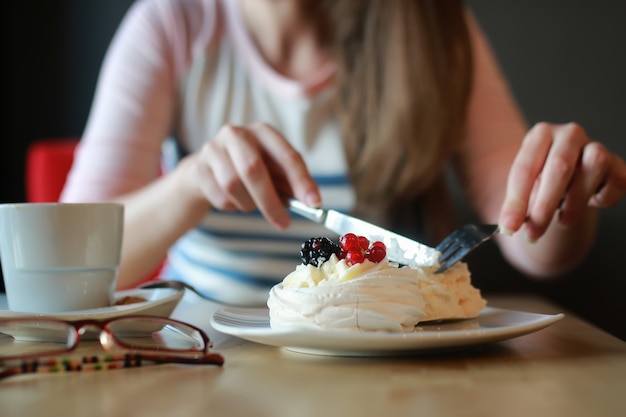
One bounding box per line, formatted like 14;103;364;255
0;288;183;321
210;306;564;356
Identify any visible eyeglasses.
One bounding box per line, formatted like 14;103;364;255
0;315;224;379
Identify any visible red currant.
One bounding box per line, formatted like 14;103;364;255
366;244;386;263
345;249;365;265
338;234;387;265
340;233;360;251
370;241;386;251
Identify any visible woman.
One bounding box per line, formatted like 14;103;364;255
61;0;626;305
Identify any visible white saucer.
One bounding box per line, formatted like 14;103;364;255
0;288;183;321
211;306;564;356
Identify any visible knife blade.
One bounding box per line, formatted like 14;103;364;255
287;199;440;267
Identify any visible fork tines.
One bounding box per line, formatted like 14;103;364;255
435;224;499;274
213;312;270;328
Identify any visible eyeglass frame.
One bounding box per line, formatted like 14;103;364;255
0;315;224;366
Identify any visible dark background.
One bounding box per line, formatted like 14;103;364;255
5;1;626;340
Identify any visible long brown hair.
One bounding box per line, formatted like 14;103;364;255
325;0;473;238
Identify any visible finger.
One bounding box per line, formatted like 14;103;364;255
525;124;587;239
226;125;293;229
209;127;258;212
191;153;237;211
590;153;626;208
499;123;553;234
250;123;321;207
557;168;585;226
527;173;542;211
560;142;609;223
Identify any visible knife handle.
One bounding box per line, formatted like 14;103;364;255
287;199;326;223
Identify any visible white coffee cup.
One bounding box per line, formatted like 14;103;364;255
0;202;124;313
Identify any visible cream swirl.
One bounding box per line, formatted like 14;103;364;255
267;255;427;332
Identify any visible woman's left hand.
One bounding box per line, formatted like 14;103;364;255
498;122;626;241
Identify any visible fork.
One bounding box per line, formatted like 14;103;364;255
435;224;500;273
212;310;270;328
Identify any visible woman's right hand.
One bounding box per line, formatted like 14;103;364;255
187;123;321;229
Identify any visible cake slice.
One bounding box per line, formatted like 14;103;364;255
267;234;486;332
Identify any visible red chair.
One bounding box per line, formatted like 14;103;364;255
25;138;163;284
25;139;79;203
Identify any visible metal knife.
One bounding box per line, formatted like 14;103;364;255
287;199;440;267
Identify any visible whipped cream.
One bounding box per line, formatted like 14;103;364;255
268;255;427;332
267;255;485;333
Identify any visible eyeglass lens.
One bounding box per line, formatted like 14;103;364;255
0;320;74;358
0;317;207;360
107;317;206;351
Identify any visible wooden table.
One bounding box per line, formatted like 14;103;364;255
1;292;625;417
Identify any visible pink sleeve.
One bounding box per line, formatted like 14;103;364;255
464;11;528;145
61;0;220;202
453;11;529;220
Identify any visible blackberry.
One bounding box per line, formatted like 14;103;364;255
300;237;341;267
